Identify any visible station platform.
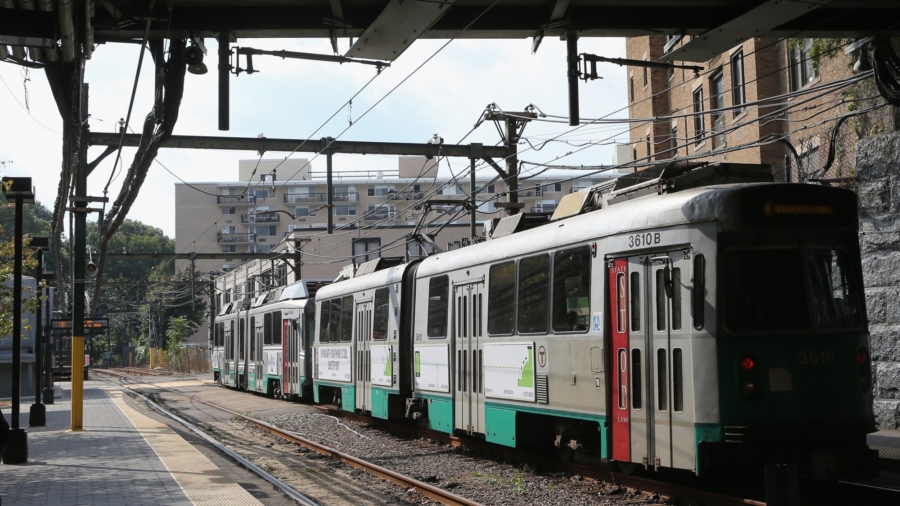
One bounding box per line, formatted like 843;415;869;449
0;382;266;506
869;429;900;461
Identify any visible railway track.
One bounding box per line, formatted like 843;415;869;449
96;368;767;506
95;368;482;506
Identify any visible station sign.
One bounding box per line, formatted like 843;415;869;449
50;318;109;336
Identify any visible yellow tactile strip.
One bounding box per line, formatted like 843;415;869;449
106;386;265;506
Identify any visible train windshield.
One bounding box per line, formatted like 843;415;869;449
724;247;861;333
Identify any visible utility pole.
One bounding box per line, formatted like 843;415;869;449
468;143;483;240
71;83;89;431
323;137;335;234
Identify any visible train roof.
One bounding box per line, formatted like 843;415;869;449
416;182;855;277
315;262;407;301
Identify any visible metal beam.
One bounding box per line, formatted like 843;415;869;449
664;0;832;62
87;132;510;158
105;252;281;260
482;157;508;179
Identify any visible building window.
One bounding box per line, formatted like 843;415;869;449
646;134;652;158
352;237;381;263
731;50;746;116
251;225;277;236
295;206;316;217
223;206;235;215
333;185;356;201
642;64;648;87
633;147;637;162
692;87;705;146
671;125;678;156
252;188;270;199
222;245;236;253
368;185;395;197
789;39;817;92
221;225;236;235
710;70;726;149
629;76;634;102
478;184;495;194
366;204;396;219
334;205;356;216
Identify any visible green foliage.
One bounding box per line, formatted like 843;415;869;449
787;38;847;70
165;316;189;353
0;199;44;337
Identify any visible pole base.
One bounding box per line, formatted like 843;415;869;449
2;428;28;464
42;387;54;405
29;403;46;427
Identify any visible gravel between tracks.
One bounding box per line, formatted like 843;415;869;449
264;412;667;505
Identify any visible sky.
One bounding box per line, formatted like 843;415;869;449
0;34;628;240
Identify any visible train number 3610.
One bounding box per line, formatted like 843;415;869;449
798;350;835;365
628;233;661;248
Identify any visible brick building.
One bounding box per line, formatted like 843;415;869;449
625;35;874;182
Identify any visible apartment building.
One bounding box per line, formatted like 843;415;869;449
175;156;614;280
626;35;873;181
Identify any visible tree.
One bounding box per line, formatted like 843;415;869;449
0;220;42;338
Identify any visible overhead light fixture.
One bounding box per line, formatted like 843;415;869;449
183;37;208;75
853;46;872;74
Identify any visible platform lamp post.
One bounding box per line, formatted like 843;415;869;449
41;269;55;405
2;176;35;464
28;236;50;427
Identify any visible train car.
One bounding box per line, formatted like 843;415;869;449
395;164;874;481
313;265;412;419
243;280;330;398
213;301;244;388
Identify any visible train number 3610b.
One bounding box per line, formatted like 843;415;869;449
628;233;662;248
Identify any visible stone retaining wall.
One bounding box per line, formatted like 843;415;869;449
856;131;900;429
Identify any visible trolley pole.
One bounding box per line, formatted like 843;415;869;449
505;117;519;215
469;143;483;240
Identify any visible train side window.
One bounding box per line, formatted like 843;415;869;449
518;254;550;333
427;276;449;338
373;288;389;340
330;298;343;342
616;273;626;333
307;309;316;346
672;268;682;330
240;319;246;361
630;272;641;332
251;322;257;361
656;270;667;331
673;348;684;412
264;313;273;345
692;255;705;330
657;348;667;412
340;295;353;342
552;247;591;332
631;349;642;409
488;261;516;335
273;311;282;345
319;301;330;343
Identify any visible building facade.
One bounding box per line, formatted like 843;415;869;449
625;35;878;182
176;156;616;311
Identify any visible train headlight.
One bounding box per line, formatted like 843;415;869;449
856;349;869;365
739;381;757;398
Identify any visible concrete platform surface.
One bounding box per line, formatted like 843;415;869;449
0;381;266;506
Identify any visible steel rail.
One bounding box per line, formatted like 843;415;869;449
100;368;765;505
96;369;483;506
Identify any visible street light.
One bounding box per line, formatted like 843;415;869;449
2;176;35;465
27;236;49;427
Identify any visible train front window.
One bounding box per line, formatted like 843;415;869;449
725;249;808;332
724;246;861;333
807;248;860;329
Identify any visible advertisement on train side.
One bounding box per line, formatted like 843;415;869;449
414;344;450;392
370;345;393;387
265;352;281;376
483;343;536;402
317;346;352;382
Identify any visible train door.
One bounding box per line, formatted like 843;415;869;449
283;311;298;397
224;321;233;385
454;281;485;435
355;300;373;413
607;258;631;463
629;251;693;471
653;250;693;470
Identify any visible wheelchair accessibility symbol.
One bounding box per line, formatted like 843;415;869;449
593;312;602;332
